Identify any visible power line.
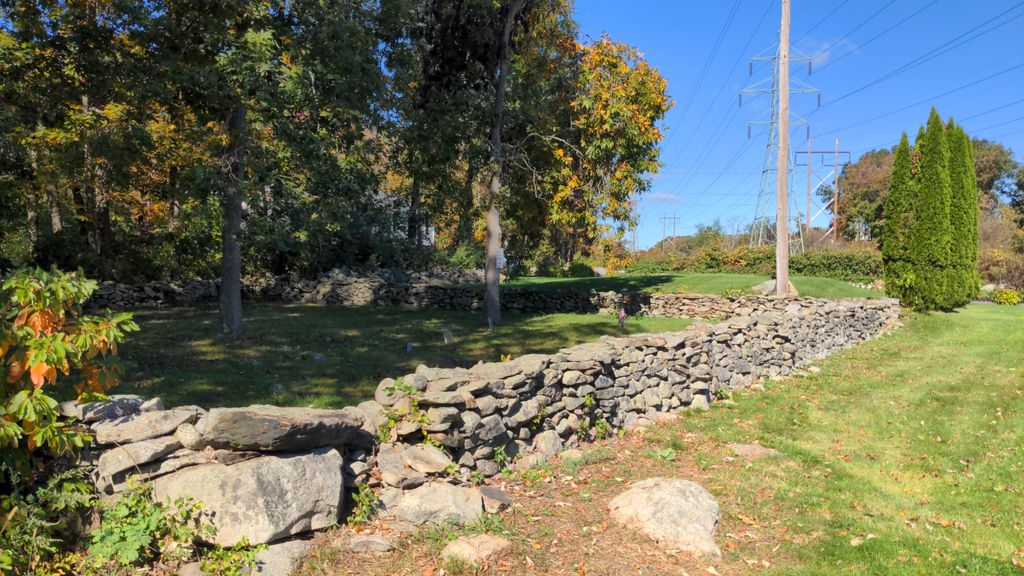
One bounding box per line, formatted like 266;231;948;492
967;114;1024;135
812;62;1024;138
813;0;941;74
805;0;897;65
961;97;1024;122
985;126;1024;140
660;0;743;150
792;0;850;47
662;0;777;173
818;3;1024;110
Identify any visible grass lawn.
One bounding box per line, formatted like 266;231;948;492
300;304;1024;575
505;272;880;299
119;304;691;409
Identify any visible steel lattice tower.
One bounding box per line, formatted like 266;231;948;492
741;45;817;251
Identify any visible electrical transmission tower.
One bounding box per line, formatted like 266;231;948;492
794;138;851;241
740;40;818;252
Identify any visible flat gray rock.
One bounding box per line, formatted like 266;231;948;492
94;409;197;445
253;539;311;575
608;477;721;559
97;436;181;483
348;534;396;553
477;486;512;513
401;444;453;474
727;443;780;460
199;405;365;451
392;481;483;526
60;394;143;423
152;448;344;546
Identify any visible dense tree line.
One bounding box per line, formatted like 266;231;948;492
818;136;1021;240
0;0;670;330
882;109;979;311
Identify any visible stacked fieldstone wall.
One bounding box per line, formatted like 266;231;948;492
65;295;898;557
86;267;865;321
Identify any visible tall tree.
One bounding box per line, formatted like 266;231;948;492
910;108;953;310
881;133;916;306
545;36;669;262
483;0;529;327
946;119;979;305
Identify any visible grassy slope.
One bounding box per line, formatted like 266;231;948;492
506;272;880;299
300;304;1024;576
656;303;1024;574
120;304;690;409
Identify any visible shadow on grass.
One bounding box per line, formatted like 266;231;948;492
119;304;690;410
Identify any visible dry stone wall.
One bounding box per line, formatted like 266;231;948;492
86;267;858;321
65;295;898;556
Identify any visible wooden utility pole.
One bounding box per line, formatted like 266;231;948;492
833;137;840;240
775;0;791;296
806;135;812;230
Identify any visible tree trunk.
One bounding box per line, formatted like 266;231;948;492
483;0;527;327
47;186;62;234
407;175;421;246
219;102;247;336
459;159;478;244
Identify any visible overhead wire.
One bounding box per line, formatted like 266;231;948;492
659;0;743;151
661;0;777;176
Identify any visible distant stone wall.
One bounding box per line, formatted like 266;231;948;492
65;296;899;553
86;268;880;322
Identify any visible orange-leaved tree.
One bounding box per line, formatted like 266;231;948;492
1;268;137;476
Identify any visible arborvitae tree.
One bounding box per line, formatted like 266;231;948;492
908;108;954;310
881;133;918;306
946;120;980;306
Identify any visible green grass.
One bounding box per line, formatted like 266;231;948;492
119;304;691;409
672;304;1024;574
504;272;880;298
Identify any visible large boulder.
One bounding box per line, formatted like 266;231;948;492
198;405;367;451
392;481;483;526
152;448;344;546
608;478;720;559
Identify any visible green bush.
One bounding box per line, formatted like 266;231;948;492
628;245;880;282
0;468;94;573
87;480;204;568
1;268;138;482
443;243;484;271
790;249;883;282
991;289;1021;306
563;257;596;278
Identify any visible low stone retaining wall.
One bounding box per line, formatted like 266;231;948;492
64;295;899;560
86;269;879;322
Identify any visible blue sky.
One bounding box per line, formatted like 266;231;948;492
574;0;1024;249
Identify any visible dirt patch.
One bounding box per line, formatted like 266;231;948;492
298;419;794;576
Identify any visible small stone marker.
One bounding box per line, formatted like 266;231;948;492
441;329;455;345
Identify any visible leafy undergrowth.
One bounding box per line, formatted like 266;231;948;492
299;304;1024;575
120;305;691;409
